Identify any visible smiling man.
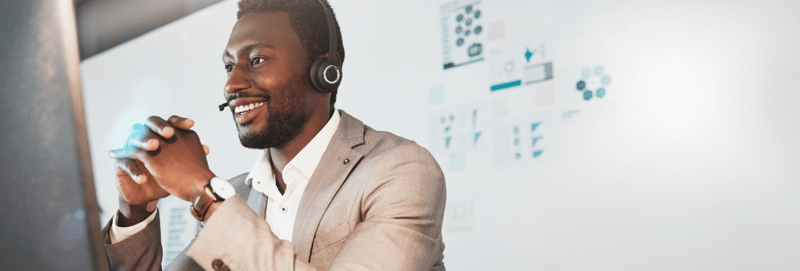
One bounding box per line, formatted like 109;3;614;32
102;0;447;270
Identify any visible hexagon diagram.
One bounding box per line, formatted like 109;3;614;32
575;65;611;102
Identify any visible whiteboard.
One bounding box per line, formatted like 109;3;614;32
81;0;800;269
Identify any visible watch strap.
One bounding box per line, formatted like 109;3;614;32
190;184;220;221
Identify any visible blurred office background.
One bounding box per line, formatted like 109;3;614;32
61;0;800;269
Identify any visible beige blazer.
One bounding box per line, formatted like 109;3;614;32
103;110;447;270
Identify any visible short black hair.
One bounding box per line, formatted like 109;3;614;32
237;0;344;109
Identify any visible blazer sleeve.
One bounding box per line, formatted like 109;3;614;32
186;195;317;271
102;211;164;271
186;143;446;270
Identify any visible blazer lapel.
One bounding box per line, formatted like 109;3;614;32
246;185;268;218
292;110;365;262
246;151;269;218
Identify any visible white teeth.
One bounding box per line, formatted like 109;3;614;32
234;102;265;114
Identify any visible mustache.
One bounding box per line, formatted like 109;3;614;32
226;92;271;103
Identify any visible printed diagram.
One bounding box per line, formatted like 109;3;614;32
430;103;488;153
159;198;198;266
575;65;611;101
490;37;553;92
441;0;484;70
493;112;560;167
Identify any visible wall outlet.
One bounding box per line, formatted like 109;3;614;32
447;199;475;232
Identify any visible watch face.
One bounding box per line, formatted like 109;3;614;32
210;177;236;199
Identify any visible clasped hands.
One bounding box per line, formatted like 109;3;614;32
109;115;215;224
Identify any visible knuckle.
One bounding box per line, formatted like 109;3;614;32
146;115;162;122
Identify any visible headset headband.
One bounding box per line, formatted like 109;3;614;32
315;0;338;63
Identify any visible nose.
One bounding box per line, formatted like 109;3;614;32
224;64;251;97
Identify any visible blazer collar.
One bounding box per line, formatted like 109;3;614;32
329;109;366;149
292;109;366;261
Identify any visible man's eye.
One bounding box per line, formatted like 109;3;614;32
251;57;265;65
224;64;233;72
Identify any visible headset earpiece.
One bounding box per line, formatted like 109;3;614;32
309;56;341;94
309;0;342;94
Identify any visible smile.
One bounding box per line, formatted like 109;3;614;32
234;102;265;115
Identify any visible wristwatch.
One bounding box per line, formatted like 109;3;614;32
190;177;236;221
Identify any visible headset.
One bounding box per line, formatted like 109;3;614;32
308;0;342;94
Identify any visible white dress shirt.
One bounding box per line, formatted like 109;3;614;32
111;110;341;243
245;110;340;241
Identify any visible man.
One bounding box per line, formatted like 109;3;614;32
103;0;447;270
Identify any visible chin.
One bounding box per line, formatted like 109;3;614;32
237;125;294;149
234;103;309;149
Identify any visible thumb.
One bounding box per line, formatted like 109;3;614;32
116;159;145;184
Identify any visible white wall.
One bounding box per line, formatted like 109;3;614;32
81;0;800;269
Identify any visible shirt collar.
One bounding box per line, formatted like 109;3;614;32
245;110;341;196
287;109;341;181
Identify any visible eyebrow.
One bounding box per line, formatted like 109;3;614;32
222;43;275;59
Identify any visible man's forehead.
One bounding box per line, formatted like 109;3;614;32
229;12;291;41
225;12;295;53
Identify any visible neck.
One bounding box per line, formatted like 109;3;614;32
269;107;332;193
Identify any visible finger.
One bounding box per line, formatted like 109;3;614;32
125;137;159;151
168;115;195;130
123;123;163;151
121;123;158;150
146;200;159;212
108;145;145;160
145;116;174;139
133;160;150;184
203;145;209;156
116;159;146;184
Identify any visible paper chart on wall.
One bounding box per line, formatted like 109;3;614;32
555;33;613;121
489;35;554;93
493;110;561;168
441;0;485;70
429;102;490;155
159;197;199;267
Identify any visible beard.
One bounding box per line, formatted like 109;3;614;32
236;88;309;149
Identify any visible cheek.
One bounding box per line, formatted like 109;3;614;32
288;79;316;108
255;74;290;91
254;64;308;93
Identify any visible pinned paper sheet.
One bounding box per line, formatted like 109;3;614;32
441;0;485;70
450;152;466;172
489;35;554;93
493;111;561;168
491;97;509;118
430;102;488;153
487;21;505;41
429;86;445;104
535;85;555;106
159;197;199;266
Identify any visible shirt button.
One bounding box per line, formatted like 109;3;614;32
281;207;288;213
343;158;350;165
